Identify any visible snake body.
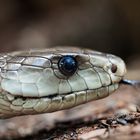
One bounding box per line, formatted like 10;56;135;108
0;47;126;118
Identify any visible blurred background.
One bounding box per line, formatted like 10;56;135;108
0;0;140;64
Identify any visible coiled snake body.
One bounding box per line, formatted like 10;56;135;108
0;47;126;118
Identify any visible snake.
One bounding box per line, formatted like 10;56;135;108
0;47;127;119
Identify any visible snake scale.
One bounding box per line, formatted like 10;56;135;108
0;47;126;119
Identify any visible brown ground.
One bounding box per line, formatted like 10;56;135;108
0;69;140;140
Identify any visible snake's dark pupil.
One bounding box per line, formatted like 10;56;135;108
58;56;78;76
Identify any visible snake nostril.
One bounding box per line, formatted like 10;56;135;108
58;56;78;76
111;64;117;73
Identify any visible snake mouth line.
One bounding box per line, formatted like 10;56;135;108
0;83;119;119
9;83;119;101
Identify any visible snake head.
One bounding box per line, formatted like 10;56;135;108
0;47;126;98
0;47;127;118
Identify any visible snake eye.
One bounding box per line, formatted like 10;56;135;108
58;56;78;76
111;64;117;73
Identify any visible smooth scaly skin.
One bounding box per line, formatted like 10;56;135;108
0;47;126;119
